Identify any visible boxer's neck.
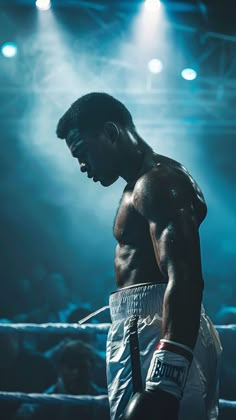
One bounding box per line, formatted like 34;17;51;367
118;131;156;185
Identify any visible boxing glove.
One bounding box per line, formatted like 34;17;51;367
123;339;193;420
122;388;179;420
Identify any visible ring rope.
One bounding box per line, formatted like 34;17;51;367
0;323;235;334
0;324;235;411
0;323;110;335
219;399;236;408
0;392;234;409
0;392;108;407
214;324;236;331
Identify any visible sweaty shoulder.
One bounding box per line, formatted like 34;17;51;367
133;164;207;226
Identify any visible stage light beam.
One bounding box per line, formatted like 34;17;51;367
35;0;51;11
145;0;161;12
181;68;197;81
1;42;18;58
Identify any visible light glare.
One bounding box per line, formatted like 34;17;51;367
145;0;161;12
181;68;197;81
36;0;51;11
148;58;163;74
1;42;18;58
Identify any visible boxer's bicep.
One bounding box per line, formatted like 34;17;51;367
150;213;204;347
149;211;204;288
133;170;203;286
133;173;204;347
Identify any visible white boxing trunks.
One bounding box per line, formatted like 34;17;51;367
106;282;222;420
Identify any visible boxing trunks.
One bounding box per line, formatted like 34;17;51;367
106;282;222;420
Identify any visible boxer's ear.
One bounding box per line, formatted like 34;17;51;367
104;122;119;144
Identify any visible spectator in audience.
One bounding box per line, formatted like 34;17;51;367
15;339;108;420
0;331;56;419
48;338;105;395
0;331;56;392
13;271;74;324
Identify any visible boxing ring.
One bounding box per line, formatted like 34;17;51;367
0;323;235;417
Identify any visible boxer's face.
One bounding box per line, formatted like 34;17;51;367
66;127;119;186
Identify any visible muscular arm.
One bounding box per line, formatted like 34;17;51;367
133;169;204;350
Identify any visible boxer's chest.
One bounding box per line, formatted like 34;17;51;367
113;189;149;245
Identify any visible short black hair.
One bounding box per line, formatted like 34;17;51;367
56;92;135;139
59;339;95;371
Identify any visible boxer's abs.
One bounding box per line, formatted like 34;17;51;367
114;242;166;288
113;186;166;289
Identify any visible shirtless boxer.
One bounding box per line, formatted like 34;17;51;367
56;93;222;420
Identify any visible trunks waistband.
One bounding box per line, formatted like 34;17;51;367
109;282;168;322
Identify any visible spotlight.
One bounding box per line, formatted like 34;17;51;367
181;68;197;81
1;42;18;58
148;58;163;74
145;0;161;12
35;0;51;11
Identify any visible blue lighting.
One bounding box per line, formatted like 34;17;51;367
148;59;163;74
181;68;197;81
1;42;18;58
35;0;51;11
145;0;161;12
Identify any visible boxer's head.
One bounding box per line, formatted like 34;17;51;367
56;93;136;186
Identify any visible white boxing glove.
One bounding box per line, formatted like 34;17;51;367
146;339;193;400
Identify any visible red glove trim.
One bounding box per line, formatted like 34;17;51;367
156;341;193;363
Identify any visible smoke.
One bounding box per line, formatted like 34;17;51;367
0;4;235;315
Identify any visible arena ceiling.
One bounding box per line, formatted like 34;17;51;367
0;0;235;34
0;0;236;130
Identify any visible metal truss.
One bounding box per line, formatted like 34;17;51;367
0;1;235;130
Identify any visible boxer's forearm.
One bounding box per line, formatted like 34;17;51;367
161;277;204;350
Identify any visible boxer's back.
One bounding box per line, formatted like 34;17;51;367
113;155;207;289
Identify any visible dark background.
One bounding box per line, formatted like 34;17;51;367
0;0;235;322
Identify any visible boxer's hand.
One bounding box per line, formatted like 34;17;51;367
122;388;179;420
